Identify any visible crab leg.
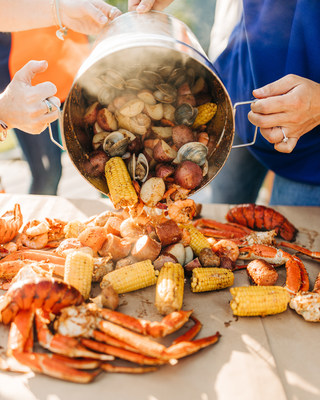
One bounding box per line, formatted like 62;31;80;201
194;218;252;234
98;319;167;359
197;228;246;240
81;338;167;366
0;249;65;265
12;351;100;383
164;332;221;359
97;307;193;338
35;309;113;361
101;363;158;374
279;242;320;262
172;315;202;345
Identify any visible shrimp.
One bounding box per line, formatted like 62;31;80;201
211;239;240;262
20;220;49;249
167;199;196;224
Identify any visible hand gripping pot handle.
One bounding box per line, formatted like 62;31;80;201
232;100;258;148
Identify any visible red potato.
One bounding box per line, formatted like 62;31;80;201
78;226;107;254
155;219;182;247
177;94;196;107
112;93;136;110
174;160;203;190
153;253;178;270
99;233;132;261
153;140;177;163
184;257;202;275
151;126;173;140
105;216;122;236
172;125;195;149
155;163;175;179
137;89;157;105
140;177;166;207
163;243;186;266
81;150;109;177
84;101;100;125
96;108;118;132
131;234;161;261
247;259;279;286
163;104;176;122
93;121;104;135
90;282;119;310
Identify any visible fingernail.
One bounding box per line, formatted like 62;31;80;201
137;4;147;12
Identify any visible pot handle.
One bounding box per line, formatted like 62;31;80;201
47;100;66;151
232;100;258;148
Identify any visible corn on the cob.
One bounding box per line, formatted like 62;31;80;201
192;102;217;129
191;267;234;292
64;220;86;238
155;262;184;315
64;251;94;299
230;286;291;317
105;157;138;209
183;224;212;256
101;260;157;294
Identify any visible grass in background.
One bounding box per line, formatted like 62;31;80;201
106;0;216;53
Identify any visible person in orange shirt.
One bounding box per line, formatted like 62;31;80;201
0;0;121;194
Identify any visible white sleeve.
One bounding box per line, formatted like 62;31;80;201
208;0;243;62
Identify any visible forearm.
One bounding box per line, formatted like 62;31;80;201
0;0;55;31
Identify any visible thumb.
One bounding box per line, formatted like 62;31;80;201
136;0;154;13
13;60;48;85
253;75;298;99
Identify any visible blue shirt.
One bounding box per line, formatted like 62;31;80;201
213;0;320;185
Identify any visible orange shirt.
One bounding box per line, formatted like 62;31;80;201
9;27;90;102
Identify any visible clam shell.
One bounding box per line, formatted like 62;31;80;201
174;142;208;166
174;103;198;126
103;131;129;157
128;153;149;183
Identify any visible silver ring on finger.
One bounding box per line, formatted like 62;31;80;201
44;99;53;114
280;126;288;143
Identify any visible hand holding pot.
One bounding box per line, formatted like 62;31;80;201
60;0;122;35
128;0;174;13
249;74;320;153
0;61;60;134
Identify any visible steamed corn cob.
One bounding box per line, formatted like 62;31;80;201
101;260;157;294
155;262;184;315
192;102;217;129
191;267;234;292
105;157;138;209
183;224;212;256
230;286;291;317
64;251;94;299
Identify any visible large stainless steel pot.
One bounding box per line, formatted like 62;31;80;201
54;11;256;197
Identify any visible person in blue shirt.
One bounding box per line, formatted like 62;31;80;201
131;0;320;206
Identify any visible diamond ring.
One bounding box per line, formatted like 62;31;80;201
280;127;288;143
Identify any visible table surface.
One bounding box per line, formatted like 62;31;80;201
0;194;319;400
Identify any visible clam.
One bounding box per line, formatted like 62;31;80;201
100;68;126;90
128;153;149;183
174;142;208;166
140;70;163;90
168;67;186;87
125;78;146;91
103;131;130;157
154;83;177;103
92;131;110;150
97;85;115;106
174;103;198;126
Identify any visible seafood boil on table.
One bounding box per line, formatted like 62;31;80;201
0;61;318;384
0;197;319;384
